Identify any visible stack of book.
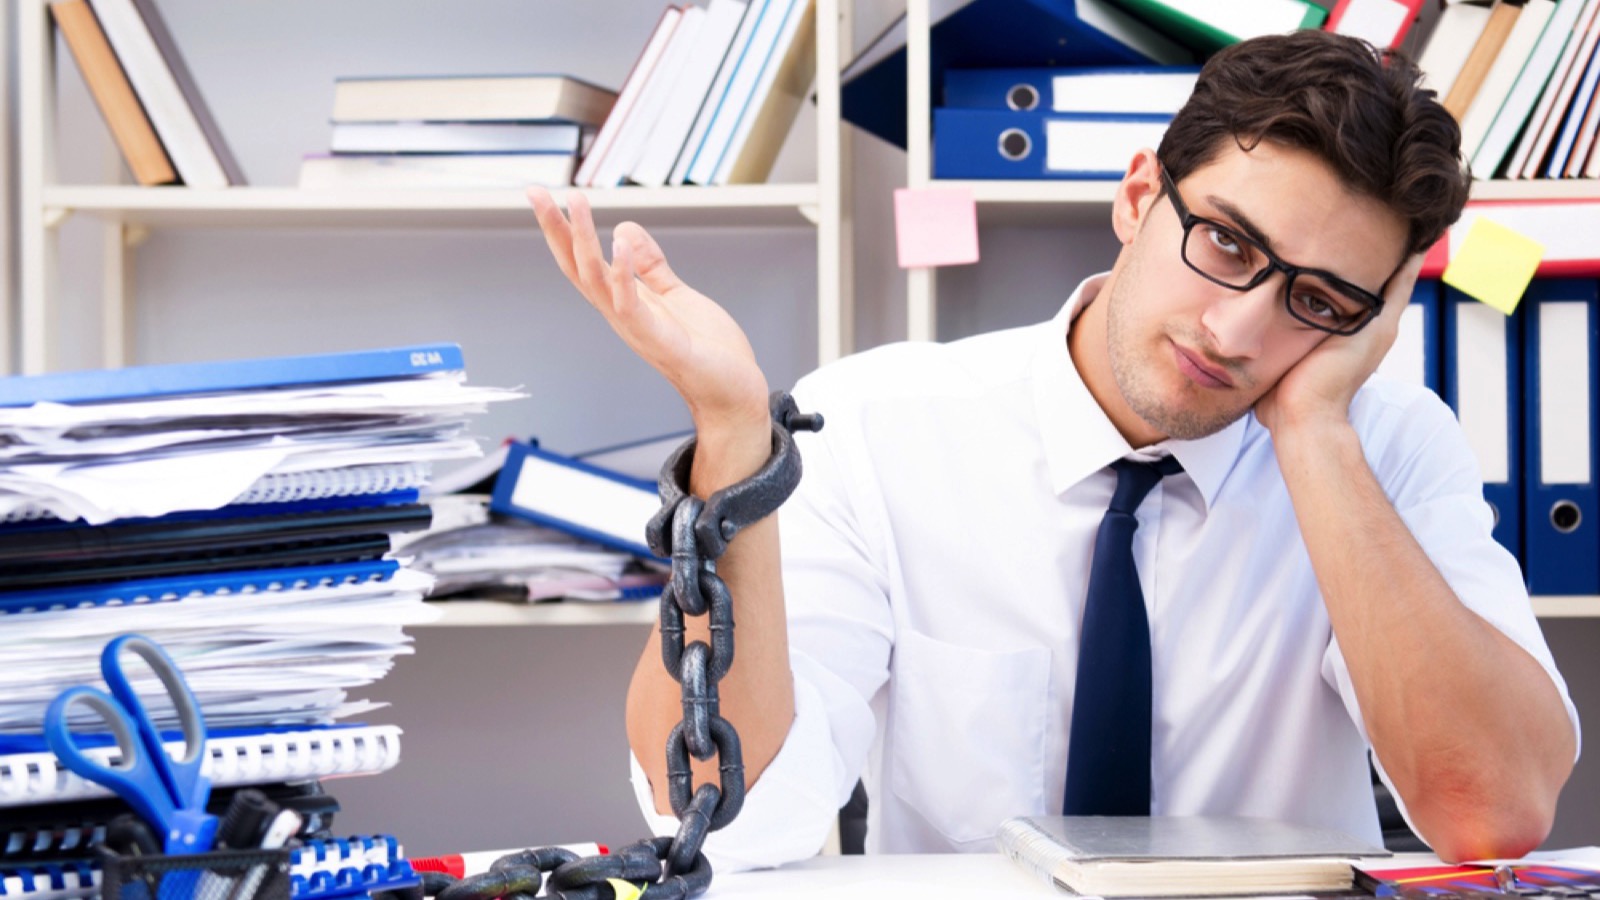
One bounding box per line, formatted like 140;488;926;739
1416;0;1600;181
0;345;520;871
299;74;617;190
51;0;245;187
576;0;818;188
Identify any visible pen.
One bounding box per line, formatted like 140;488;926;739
231;808;302;900
409;843;607;879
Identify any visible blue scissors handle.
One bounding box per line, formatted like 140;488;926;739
42;635;217;854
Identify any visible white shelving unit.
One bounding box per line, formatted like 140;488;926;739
16;0;855;374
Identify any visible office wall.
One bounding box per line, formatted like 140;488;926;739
27;0;1597;855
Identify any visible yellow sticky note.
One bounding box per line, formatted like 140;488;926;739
894;186;980;269
607;879;644;900
1441;216;1545;315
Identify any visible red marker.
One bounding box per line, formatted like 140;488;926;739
410;843;608;879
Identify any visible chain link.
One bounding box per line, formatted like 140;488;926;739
401;392;822;900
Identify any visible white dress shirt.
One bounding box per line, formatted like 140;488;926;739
630;273;1579;870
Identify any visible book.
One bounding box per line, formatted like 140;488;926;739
574;6;684;187
683;0;796;183
589;5;708;188
299;152;576;189
49;0;176;186
1323;0;1427;50
0;724;402;808
1458;0;1557;160
712;0;818;184
1511;0;1600;177
630;0;750;187
327;121;583;155
1473;0;1595;178
1550;19;1600;175
997;815;1388;897
667;0;769;184
1443;0;1524;120
85;0;234;187
1415;0;1496;99
128;0;246;185
490;441;662;559
1103;0;1328;54
330;74;616;126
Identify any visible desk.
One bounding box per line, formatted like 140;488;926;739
707;854;1051;898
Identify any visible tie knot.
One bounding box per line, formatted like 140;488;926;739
1108;456;1183;515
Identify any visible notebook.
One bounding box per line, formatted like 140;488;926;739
0;724;402;808
997;815;1387;896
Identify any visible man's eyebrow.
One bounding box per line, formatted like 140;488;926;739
1206;195;1280;256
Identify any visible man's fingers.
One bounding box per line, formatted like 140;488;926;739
616;222;683;296
525;187;583;287
567;192;613;301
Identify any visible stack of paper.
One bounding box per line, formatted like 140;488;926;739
0;344;521;810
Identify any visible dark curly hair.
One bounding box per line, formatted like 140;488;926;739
1157;29;1470;256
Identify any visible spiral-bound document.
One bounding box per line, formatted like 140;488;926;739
0;724;401;809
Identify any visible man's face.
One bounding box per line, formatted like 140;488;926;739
1103;142;1409;441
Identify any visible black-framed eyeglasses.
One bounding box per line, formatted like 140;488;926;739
1159;167;1385;336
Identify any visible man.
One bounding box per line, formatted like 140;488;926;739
528;29;1577;870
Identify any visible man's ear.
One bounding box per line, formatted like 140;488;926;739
1112;149;1163;246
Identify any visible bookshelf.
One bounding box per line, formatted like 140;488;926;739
16;0;855;375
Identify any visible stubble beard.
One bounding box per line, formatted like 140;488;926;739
1104;262;1253;442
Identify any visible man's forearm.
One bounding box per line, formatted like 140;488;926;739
1274;420;1574;860
625;416;796;816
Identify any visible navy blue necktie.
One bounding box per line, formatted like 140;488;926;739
1063;455;1184;816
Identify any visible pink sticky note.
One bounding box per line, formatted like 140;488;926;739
894;187;979;269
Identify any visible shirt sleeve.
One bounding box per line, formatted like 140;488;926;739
1320;385;1581;833
626;375;894;872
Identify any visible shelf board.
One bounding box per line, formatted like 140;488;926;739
422;599;658;627
1533;596;1598;618
923;177;1600;228
41;184;823;230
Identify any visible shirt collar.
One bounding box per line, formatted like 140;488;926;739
1031;273;1248;510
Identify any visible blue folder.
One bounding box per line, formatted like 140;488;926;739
490;441;661;560
1443;287;1522;564
1374;280;1443;395
1523;279;1599;596
932;107;1171;179
942;64;1200;112
841;0;1193;148
0;343;464;407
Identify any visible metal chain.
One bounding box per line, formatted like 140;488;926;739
403;392;822;900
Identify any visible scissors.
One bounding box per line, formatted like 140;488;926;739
44;634;218;854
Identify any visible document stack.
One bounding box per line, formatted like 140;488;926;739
0;344;520;876
299;74;617;189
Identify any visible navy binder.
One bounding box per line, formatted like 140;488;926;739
0;343;464;407
1523;279;1599;596
491;441;661;559
841;0;1193;147
1373;280;1443;395
932;107;1170;179
942;64;1199;112
1443;287;1522;564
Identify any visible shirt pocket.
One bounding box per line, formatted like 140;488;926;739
887;628;1052;845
